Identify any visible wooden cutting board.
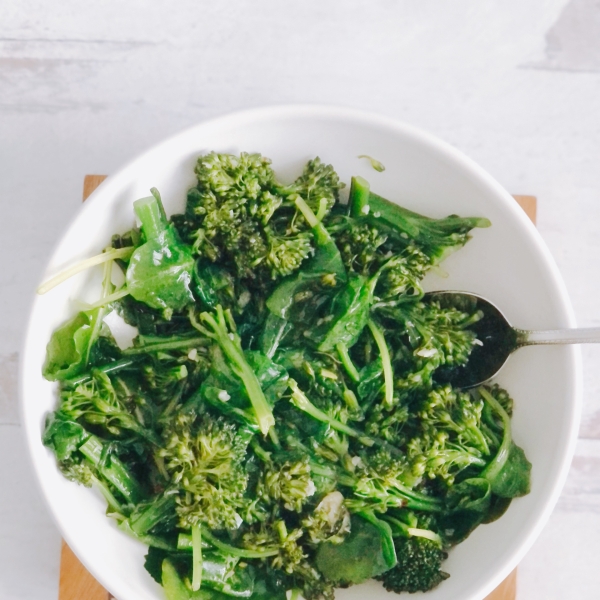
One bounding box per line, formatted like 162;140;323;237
58;176;536;600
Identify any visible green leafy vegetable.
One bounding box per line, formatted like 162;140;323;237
42;311;98;381
41;153;530;600
126;189;195;312
315;515;393;585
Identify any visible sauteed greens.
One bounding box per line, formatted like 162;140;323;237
41;153;530;599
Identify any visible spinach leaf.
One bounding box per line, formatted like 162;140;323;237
259;313;291;359
42;311;97;381
318;274;372;352
315;514;394;584
479;387;532;499
193;262;236;311
441;477;491;544
126;191;195;312
488;442;531;498
42;412;88;461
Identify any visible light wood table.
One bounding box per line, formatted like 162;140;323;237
59;176;536;600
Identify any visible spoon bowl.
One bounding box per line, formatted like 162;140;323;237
426;290;600;388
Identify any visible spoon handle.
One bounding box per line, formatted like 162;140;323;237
518;327;600;346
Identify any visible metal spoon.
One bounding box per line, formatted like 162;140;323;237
425;290;599;389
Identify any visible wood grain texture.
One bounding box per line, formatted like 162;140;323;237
512;195;537;224
486;570;518;600
83;175;108;201
58;541;108;600
59;181;534;600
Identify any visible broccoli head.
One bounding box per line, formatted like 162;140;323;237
376;536;449;594
157;414;251;530
281;157;344;219
179;153;343;283
257;457;316;513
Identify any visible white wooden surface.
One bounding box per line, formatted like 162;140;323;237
2;1;600;598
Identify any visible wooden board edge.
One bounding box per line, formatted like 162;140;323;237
513;194;537;224
59;541;109;600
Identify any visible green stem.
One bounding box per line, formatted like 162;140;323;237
79;436;144;503
176;533;211;551
129;494;176;536
197;307;275;435
367;320;394;407
37;246;134;295
349;176;371;218
84;288;130;311
85;259;115;365
91;473;124;515
134;194;168;241
342;388;361;413
383;516;443;545
123;336;208;355
294;195;332;247
64;357;138;386
191;523;203;592
336;343;360;382
201;528;279;559
479;388;512;483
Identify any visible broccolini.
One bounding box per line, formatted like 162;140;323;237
40;152;530;600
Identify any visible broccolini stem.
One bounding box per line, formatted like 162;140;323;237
294;195;319;227
129;495;176;536
315;197;329;222
294;195;332;247
191;523;203;592
176;533;211;551
342;388;361;413
64;357;139;386
90;473;124;515
367;320;395;407
250;440;273;464
85;258;115;366
83;288;130;311
479;387;512;483
193;306;275;435
118;520;177;551
134;193;168;241
78;436;144;503
37;246;134;295
336;342;361;382
275;519;288;542
383;516;443;546
123;336;208;355
349;176;371;218
201;528;279;559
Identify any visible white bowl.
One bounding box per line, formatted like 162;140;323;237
20;106;581;600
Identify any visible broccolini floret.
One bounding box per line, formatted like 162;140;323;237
180;152;343;283
157;414;252;530
281;157;344;219
376;536;449;594
256;457;316;513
